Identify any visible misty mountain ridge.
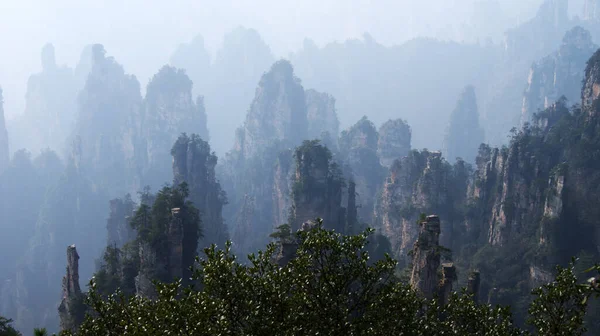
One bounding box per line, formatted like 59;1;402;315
3;0;600;334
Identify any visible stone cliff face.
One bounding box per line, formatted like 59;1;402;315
375;150;466;264
289;140;346;232
0;87;8;173
107;195;136;248
208;27;275;155
272;149;294;230
409;215;442;299
443;86;484;164
140;65;209;190
11;138;107;332
521;27;597;125
15;44;78;157
172;134;228;248
58;245;84;333
74;44;142;196
221;60;340;256
305;89;339;149
169;34;211;99
234;60;307;160
339;117;386;225
377;119;411;167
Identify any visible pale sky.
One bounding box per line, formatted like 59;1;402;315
0;0;546;119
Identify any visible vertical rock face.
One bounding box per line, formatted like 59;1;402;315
172;134;228;248
74;44;142;196
272;149;294;230
167;208;184;281
443;86;484;164
289;140;346;232
438;263;457;306
582;49;600;113
410;215;442;299
305;89;339;149
169;34;211;99
467;271;481;303
221;60;340;257
0;87;8;173
140;65;209;189
58;245;84;333
377;119;411;167
235;60;307;160
521;27;596;125
107;195;136;248
209;27;275;154
18;44;78;157
339;117;386;225
375;150;464;263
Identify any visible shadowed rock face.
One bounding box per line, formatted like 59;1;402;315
339;116;386;225
467;271;481;303
15;44;78;157
375;150;464;264
409;215;441;299
234;60;307;160
172;134;228;248
58;245;84;333
521;27;597;125
289;140;346;233
106;195;136;248
305;89;339;149
140;65;209;190
378;119;411;167
443;85;484;164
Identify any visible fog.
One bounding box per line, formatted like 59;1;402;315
0;0;542;120
3;0;600;332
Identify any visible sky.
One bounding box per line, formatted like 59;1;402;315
0;0;548;119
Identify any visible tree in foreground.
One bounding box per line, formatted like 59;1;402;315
59;220;597;336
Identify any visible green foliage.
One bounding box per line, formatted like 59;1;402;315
269;224;292;243
59;223;600;335
528;260;592;336
32;328;47;336
0;316;20;336
94;182;201;296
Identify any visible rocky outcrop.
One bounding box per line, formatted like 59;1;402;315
272;149;294;229
221;60;339;256
169;34;211;99
74;44;142;196
467;271;481;303
289;140;346;232
438;263;456;306
375;150;464;263
521;27;596;125
15;44;78;157
305;89;339;149
443;86;484;164
0;87;8;173
140;65;209;190
233;60;307;160
172;134;228;248
377;119;411;167
339;117;386;225
58;245;84;333
107;195;136;248
135;240;159;299
208;27;275;154
410;215;442;299
583;48;600;113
